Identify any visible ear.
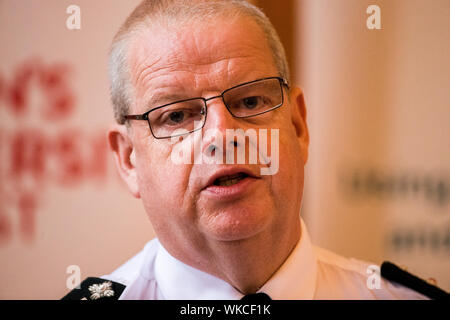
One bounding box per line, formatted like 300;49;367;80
288;86;309;164
107;124;141;198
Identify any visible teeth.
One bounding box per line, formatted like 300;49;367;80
214;173;246;186
217;177;242;186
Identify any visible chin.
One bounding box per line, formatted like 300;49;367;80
200;206;273;242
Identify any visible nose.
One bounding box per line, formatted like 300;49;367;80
200;95;241;160
202;95;238;133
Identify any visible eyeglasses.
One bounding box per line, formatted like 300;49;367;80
125;76;289;139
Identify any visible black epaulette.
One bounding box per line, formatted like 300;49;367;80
381;261;449;300
61;277;126;300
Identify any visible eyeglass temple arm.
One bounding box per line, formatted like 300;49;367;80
125;114;148;120
280;78;290;89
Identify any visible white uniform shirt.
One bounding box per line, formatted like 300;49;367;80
102;219;428;300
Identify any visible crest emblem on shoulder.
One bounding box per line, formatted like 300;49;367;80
88;281;115;300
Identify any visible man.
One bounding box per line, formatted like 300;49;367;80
63;0;446;300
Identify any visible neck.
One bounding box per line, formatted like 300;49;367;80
199;219;301;294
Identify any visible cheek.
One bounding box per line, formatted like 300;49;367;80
134;138;194;213
271;127;304;204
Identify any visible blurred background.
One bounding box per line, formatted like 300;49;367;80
0;0;448;299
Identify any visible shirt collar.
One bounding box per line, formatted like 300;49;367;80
153;218;317;299
258;218;317;299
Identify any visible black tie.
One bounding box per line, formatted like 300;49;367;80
240;292;272;301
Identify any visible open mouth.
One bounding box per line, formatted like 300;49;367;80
213;172;249;187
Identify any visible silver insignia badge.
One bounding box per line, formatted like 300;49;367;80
88;281;115;300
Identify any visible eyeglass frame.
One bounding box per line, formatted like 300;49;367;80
124;76;290;139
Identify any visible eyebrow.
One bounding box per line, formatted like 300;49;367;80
146;93;193;110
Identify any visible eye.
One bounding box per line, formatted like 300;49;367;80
241;96;262;109
158;107;201;127
168;111;185;123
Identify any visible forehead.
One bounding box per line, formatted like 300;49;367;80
127;16;278;100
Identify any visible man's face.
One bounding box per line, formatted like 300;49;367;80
119;16;308;256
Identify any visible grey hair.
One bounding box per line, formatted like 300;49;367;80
108;0;290;124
